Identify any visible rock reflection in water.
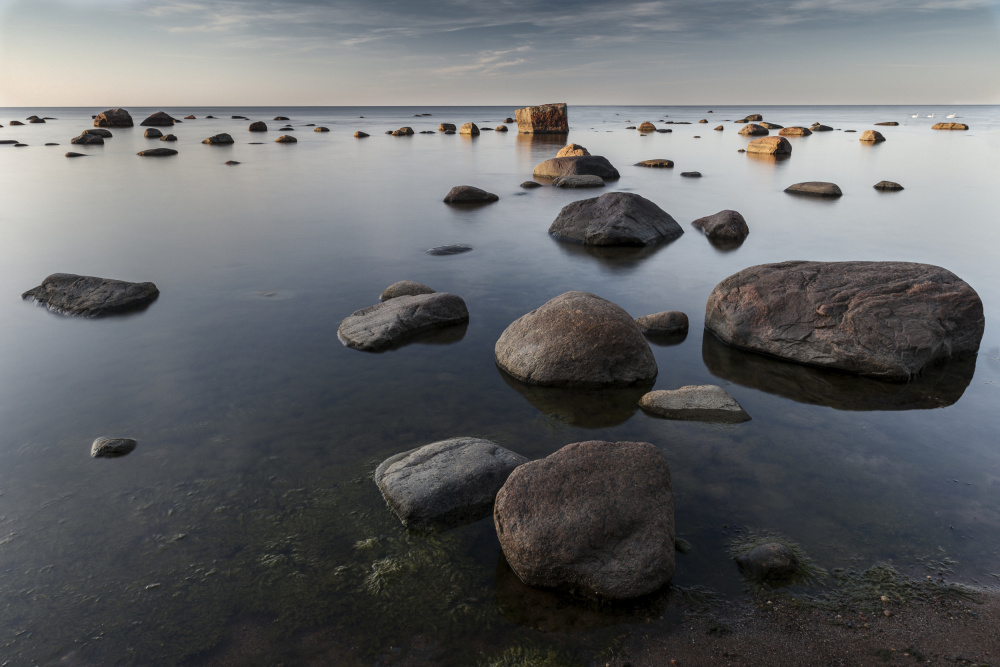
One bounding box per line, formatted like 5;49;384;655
550;235;671;271
701;331;976;411
497;367;650;427
369;321;468;352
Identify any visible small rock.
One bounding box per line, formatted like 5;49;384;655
438;123;457;132
380;281;435;301
91;437;137;458
443;185;499;203
698;119;708;123
137;148;178;156
784;181;842;197
354;131;369;138
273;116;289;121
65;152;86;158
738;124;769;136
203;133;234;145
140;111;176;127
520;181;542;189
159;134;177;142
460;122;480;135
736;543;799;582
931;122;969;130
874;180;904;191
860;130;886;143
184;115;196;119
636;311;688;335
533;155;619;180
249;121;268;132
337;293;469;351
635;159;673;168
874;121;898;126
22;273;159;316
503;117;514;123
639;385;751;423
810;123;833;131
759;122;783;129
746;136;792;155
426;244;473;256
637;121;656;133
692;209;749;242
225;160;240;165
714;125;724;131
314;127;329;132
556;143;590;158
779;127;812;137
275;135;297;143
392;126;414;136
143;128;163;139
83;129;112;137
680;171;702;178
553;174;604;188
70;134;103;145
9;120;24;125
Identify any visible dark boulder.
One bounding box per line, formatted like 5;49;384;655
514;103;568;134
549;192;681;247
337;292;469;352
94;109;134;127
443;185;499;203
692;209;749;242
22;273;159;317
532;155;619;180
140;111;176;126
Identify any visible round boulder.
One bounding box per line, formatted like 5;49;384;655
637;121;656;133
549;191;682;247
443;185;499;203
736;542;800;583
93;108;133;127
249;121;267;132
140;111;175;126
143;128;163;139
275;135;297;143
692;209;749;242
203;133;234;145
533;155;620;180
635;311;688;335
555;143;590;158
380;281;435;301
784;181;842;197
860;130;886;143
495;291;657;387
745;136;792;155
494;440;674;600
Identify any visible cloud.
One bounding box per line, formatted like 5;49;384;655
435;45;531;76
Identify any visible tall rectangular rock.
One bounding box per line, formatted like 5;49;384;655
514;103;568;134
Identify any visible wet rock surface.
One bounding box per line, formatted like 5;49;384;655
91;437;137;458
94;108;133;127
443;185;499;203
137;148;178;156
337;292;469;351
140;111;176;127
636;310;689;335
548;192;682;247
736;543;800;583
533;155;620;180
22;273;159;317
784;181;842;196
692;209;749;242
552;174;604;188
639;385;751;423
380;281;435;301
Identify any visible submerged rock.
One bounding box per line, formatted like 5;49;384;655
637;121;656;133
443;185;499;203
784;181;842;197
810;123;833;132
533;155;619;180
438;123;457;132
392;126;414;136
426;245;473;256
520;181;542;189
94;108;133;127
22;273;159;317
704;261;985;380
635;159;673;168
376;437;528;530
736;543;800;583
779;127;812;137
380;281;435;301
738;124;769;136
143;128;163;139
514;103;568;134
639;385;751;423
494;440;674;600
692;209;749;242
140;111;175;126
84;128;112;137
354;131;369;138
549;192;682;247
159;134;177;142
875;121;899;126
65;152;86;158
275;135;296;143
680;171;702;178
91;437;137;458
932;122;969;130
314;126;329;132
337;292;469;351
70;134;103;145
495;291;657;387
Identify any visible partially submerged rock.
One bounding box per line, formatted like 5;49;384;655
746;136;792;155
443;185;499;203
778;127;812;137
94;108;133;127
275;135;297;143
736;543;800;583
91;437;137;458
639;385;751;423
22;273;159;317
495;291;657;387
143;128;163;139
759;122;783;129
692;209;749;242
704;261;985;380
549;192;682;247
337;292;469;351
426;245;472;256
65;152;86;158
392;126;414;136
438;123;457;132
203;133;234;145
376;437;528;530
354;131;369;138
83;129;112;137
137;148;178;156
160;134;177;142
494;440;674;600
514;103;568;134
380;281;435;301
459;122;480;136
637;121;656;133
784;181;842;197
555;143;589;158
636;311;688;335
932;122;968;130
874;180;904;191
875;121;899;126
140;111;175;126
680;171;702;178
553;174;604;188
520;181;542;189
314;126;329;132
738;124;769;136
860;130;886;143
494;125;508;132
635;159;673;168
249;121;267;132
810;123;833;132
70;134;103;145
532;155;619;180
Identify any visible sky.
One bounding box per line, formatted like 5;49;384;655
0;0;998;106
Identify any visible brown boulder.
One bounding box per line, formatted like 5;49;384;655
932;122;969;130
714;125;724;131
738;124;769;136
494;440;674;600
392;126;414;136
635;159;673;168
137;148;178;156
860;130;886;143
83;128;112;137
532;155;619;180
459;122;479;135
184;115;196;119
745;136;792;155
140;111;175;126
556;143;589;158
203;133;234;145
143;128;162;139
438;123;457;131
495;125;508;132
635;311;688;335
275;135;297;143
778;126;812;137
810;123;833;131
514;103;569;134
495;291;657;387
637;121;656;133
875;121;898;126
354;131;369;138
704;261;984;380
93;108;133;127
159;134;177;142
249;121;267;132
874;180;904;191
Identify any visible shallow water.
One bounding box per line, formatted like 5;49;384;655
0;105;998;665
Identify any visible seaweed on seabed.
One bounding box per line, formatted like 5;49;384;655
477;644;580;667
822;561;980;615
728;528;828;594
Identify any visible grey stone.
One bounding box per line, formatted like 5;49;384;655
426;245;472;256
83;128;112;137
140;111;175;127
520;181;542;189
203;133;234;145
784;181;842;197
494;440;674;600
636;311;689;335
375;437;528;529
380;281;435;301
552;174;604;188
275;135;297;143
443;185;499;203
639;385;751;423
736;543;800;583
91;437;137;458
548;192;682;247
532;155;620;180
874;181;904;191
71;134;103;145
680;171;702;178
22;273;159;317
137;148;178;156
495;291;657;388
692;209;749;242
337;292;469;351
93;108;133;127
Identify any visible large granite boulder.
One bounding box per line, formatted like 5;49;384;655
443;185;499;203
784;181;842;197
494;440;674;600
338;292;469;351
140;111;175;126
704;261;985;380
639;385;751;423
375;437;528;530
93;108;133;127
548;192;682;246
203;133;234;145
495;291;657;387
692;209;749;243
746;136;792;155
932;122;968;130
22;273;159;317
533;155;619;180
556;143;589;157
514;103;568;134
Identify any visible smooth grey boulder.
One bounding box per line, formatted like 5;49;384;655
380;280;435;301
376;437;528;530
137;148;178;156
704;261;985;380
202;133;234;145
22;273;159;317
140;111;175;127
494;440;674;600
337;292;469;351
549;192;682;247
532;155;620;180
736;543;800;583
143;128;163;139
636;311;688;335
639;385;751;423
443;185;499;203
91;437;137;458
495;291;657;387
93;108;133;127
785;181;842;197
692;209;749;242
552;174;604;188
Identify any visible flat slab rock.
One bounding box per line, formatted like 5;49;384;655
22;273;159;317
494;440;675;600
337;292;469;351
549;191;682;246
704;261;985;380
91;437;137;458
375;437;528;530
532;155;620;180
874;180;904;191
495;291;657;387
746;136;792;155
426;244;472;256
785;181;842;197
639;385;751;423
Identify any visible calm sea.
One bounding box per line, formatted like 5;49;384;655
0;105;998;665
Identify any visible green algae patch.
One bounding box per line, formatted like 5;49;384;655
728;529;827;590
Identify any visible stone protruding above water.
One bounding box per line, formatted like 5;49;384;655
459;122;479;136
639;385;751;423
380;281;435;301
495;291;657;387
738;124;769;136
875;121;899;126
426;245;472;256
143;128;163;139
635;311;689;336
337;292;469;352
779;127;812;137
140;111;176;127
494;440;674;600
22;273;159;317
91;437;137;458
71;134;104;145
736;542;800;583
555;143;589;157
745;136;792;155
443;185;499;203
784;181;842;197
692;209;749;243
203;133;234;145
704;261;985;380
375;437;528;530
810;123;833;132
548;192;682;247
137;148;178;156
160;134;177;142
94;108;133;127
249;121;267;132
354;131;369;138
532;155;620;180
553;175;604;188
514;103;568;134
932;122;969;130
275;135;297;143
860;130;886;143
874;180;904;191
635;159;673;168
438;123;457;132
637;121;656;133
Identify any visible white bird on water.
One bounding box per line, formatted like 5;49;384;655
946;113;957;118
911;113;919;118
927;113;935;118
